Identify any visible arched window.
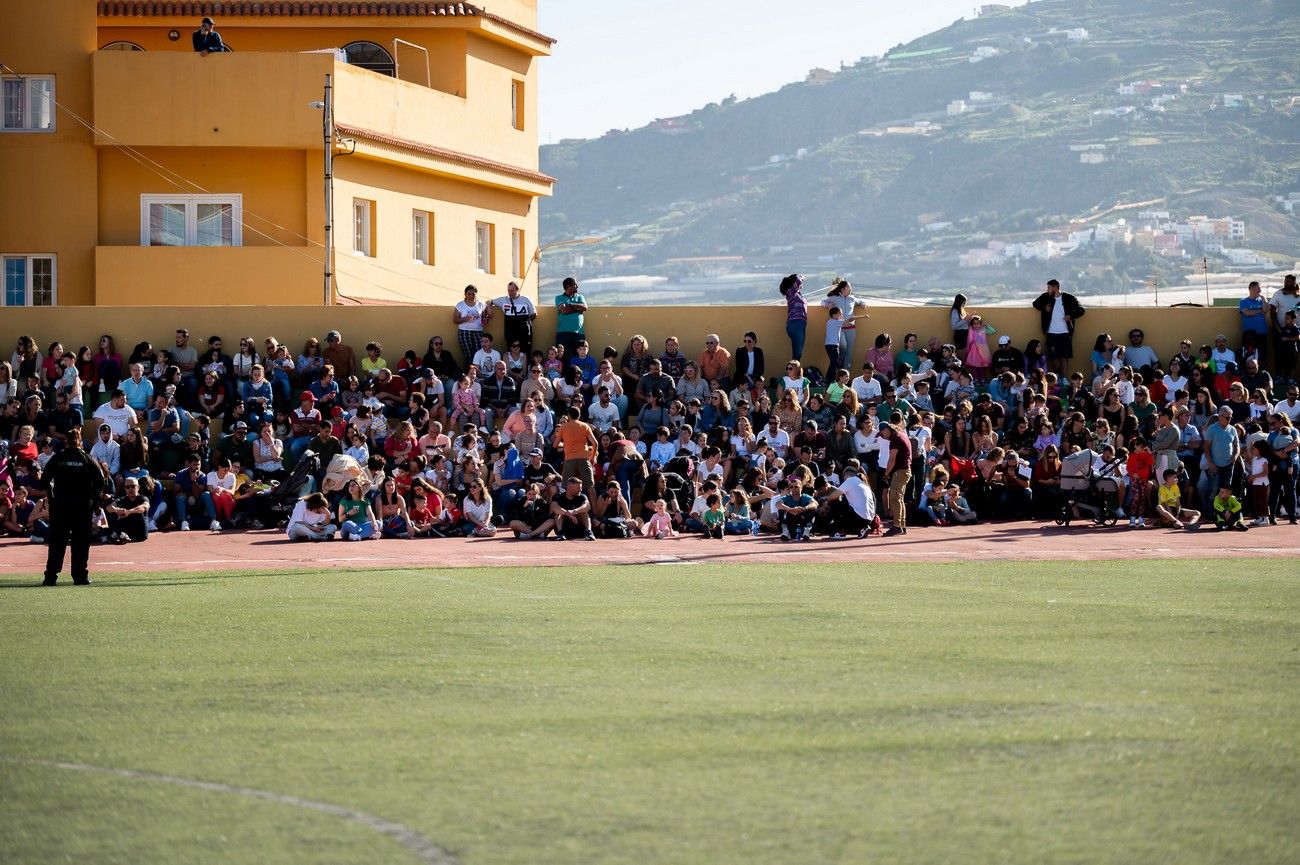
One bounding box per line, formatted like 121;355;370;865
342;41;395;77
100;41;144;51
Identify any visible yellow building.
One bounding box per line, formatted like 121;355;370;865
0;0;554;307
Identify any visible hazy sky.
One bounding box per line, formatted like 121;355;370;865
537;0;1029;142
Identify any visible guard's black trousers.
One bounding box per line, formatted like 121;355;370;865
45;506;92;584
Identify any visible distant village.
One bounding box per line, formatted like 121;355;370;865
958;211;1251;269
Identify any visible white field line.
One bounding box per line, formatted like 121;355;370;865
0;756;458;865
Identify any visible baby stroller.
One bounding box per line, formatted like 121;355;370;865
253;449;321;528
1056;448;1121;527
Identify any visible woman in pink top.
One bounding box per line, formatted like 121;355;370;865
865;333;894;380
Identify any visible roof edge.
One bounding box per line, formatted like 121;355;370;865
334;122;556;187
95;2;556;46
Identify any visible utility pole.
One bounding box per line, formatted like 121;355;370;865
322;74;334;305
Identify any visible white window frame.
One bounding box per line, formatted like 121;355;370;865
412;210;432;264
1;74;55;133
2;254;57;306
511;228;525;279
353;198;374;257
475;221;495;274
140;194;243;246
511;79;525;131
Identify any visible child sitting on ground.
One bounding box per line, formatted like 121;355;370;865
1213;485;1248;531
642;498;676;539
1153;468;1200;530
702;493;725;539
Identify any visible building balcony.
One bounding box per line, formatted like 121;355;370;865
91;51;546;193
95;245;324;306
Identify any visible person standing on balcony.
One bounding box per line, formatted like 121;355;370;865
555;277;587;361
192;17;228;55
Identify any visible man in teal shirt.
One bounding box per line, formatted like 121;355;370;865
555;276;587;360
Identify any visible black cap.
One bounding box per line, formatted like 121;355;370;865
201;16;214;24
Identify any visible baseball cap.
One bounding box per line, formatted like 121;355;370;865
233;420;249;430
300;390;317;402
998;335;1011;345
529;448;543;457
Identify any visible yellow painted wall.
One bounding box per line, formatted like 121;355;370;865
98;148;310;247
333;56;536;171
0;0;99;305
93;51;330;149
466;33;537;160
0;304;1244;380
94;247;323;306
333;157;536;305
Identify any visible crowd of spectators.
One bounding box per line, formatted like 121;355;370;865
1;274;1298;547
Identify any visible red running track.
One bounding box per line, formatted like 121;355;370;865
3;522;1296;578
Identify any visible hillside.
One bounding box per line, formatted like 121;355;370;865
539;0;1300;304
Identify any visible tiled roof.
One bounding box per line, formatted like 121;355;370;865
334;122;556;187
95;2;556;45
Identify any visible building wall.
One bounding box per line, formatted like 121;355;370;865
94;247;323;306
3;8;545;309
0;304;1244;381
0;0;99;305
333;157;535;305
98;147;310;247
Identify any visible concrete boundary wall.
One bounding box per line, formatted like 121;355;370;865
4;304;1241;378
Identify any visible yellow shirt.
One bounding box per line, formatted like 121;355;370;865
1157;482;1181;509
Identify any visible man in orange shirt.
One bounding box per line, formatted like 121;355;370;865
697;333;732;389
554;407;598;499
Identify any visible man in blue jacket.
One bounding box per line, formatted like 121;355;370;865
192;17;227;55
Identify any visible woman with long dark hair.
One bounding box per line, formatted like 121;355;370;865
780;273;807;362
950;294;972;351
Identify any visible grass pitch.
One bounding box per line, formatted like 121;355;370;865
1;560;1297;865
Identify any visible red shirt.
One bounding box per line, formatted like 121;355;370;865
1126;450;1155;482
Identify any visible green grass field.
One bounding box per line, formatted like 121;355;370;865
1;560;1297;865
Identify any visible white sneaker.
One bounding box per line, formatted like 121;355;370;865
1136;518;1146;528
180;521;190;531
209;520;222;532
1128;517;1137;527
146;519;158;533
348;534;363;541
1250;517;1269;527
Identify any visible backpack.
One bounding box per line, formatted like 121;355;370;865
804;367;825;388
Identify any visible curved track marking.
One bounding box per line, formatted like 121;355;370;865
0;756;458;865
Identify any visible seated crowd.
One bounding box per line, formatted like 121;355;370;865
1;293;1298;547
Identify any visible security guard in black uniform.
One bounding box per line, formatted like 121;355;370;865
41;428;106;586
